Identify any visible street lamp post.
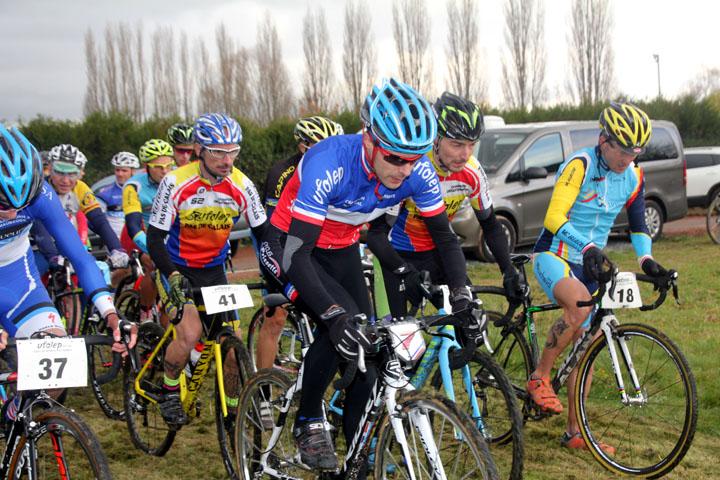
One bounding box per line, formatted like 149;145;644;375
653;54;661;98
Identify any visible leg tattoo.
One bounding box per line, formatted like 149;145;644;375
545;318;570;349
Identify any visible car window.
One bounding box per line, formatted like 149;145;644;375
570;128;601;151
685;153;714;169
522;133;564;173
475;132;527;173
637;127;678;162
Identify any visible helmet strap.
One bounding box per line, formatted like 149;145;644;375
199;157;223;184
434;138;451;172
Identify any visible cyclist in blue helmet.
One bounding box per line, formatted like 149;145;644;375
258;78;477;472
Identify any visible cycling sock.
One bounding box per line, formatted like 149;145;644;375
163;375;180;391
225;396;238;409
295;416;322;425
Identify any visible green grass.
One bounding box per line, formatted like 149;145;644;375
61;234;720;479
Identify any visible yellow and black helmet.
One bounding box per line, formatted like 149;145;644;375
293;116;342;145
599;102;652;155
139;139;173;163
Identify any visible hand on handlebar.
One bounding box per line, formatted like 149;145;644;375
395;264;432;307
502;266;526;307
327;310;372;362
582;245;613;283
103;312;137;354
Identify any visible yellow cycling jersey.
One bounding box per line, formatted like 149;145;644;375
56;180;101;228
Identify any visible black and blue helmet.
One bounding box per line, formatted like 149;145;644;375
0;123;44;210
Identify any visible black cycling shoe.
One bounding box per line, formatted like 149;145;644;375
293;420;338;471
159;391;188;429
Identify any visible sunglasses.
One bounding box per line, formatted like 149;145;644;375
147;161;175;169
174;147;194;155
0;205;19;213
202;145;241;160
52;168;79;179
373;140;423;166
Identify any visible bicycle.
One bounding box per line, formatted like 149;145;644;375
122;283;253;479
236;305;500;480
0;333;125;479
475;253;698;478
707;191;720;244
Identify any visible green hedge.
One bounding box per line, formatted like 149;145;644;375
18;96;719;189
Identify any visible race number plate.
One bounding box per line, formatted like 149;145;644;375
16;338;87;390
201;284;253;314
601;272;642;309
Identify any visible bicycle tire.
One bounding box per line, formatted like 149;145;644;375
430;349;524;480
373;392;499;480
8;406;112;479
82;306;125;421
215;335;254;480
236;369;305;480
246;306;304;376
707;193;720;244
484;311;534;397
55;289;82;336
575;323;698;478
115;289;141;323
123;321;176;456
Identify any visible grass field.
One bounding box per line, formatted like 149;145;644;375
61;233;720;479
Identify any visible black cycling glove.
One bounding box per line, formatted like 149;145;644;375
394;263;431;307
326;309;372;361
641;258;668;278
502;266;525;307
582;245;610;282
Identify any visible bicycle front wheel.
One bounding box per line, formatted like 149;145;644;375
236;369;308;480
575;323;698;478
374;392;499;480
83;306;125;421
115;289;141;323
430;349;524;480
123;321;176;456
707;193;720;244
8;407;112;479
215;335;253;480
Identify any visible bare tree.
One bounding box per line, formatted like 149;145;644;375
83;28;103;116
195;39;219;114
445;0;486;102
252;13;294;124
215;24;252;117
685;66;720;99
151;26;178;118
392;0;433;93
134;25;146;122
301;7;334;112
116;23;136;116
103;27;120;112
567;0;615;104
178;32;193;120
501;0;547;109
342;0;377;111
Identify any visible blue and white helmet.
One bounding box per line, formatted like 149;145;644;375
360;78;436;154
0;123;44;210
193;113;242;146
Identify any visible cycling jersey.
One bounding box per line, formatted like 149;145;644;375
149;161;266;269
271;135;445;249
534;146;652;264
96;180;125;238
122;171;159;254
389;150;491;251
263;151;302;215
0;182;114;336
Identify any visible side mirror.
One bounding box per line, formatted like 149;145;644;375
522;166;548;181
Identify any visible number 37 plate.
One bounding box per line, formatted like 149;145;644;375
17;338;88;391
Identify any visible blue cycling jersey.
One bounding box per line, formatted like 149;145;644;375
96;180;125;238
0;182;113;334
534;146;652;264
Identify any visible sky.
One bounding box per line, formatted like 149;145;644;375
1;0;718;124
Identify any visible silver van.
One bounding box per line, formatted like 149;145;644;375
452;120;687;261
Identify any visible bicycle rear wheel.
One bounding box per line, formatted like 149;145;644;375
575;323;698;478
707;193;720;244
123;322;176;456
484;312;533;397
374;392;499;480
216;335;253;480
8;407;112;479
430;350;524;480
246;306;304;376
83;306;125;421
236;369;312;480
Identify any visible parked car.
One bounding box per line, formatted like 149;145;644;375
684;147;720;207
451;120;688;261
87;174;251;257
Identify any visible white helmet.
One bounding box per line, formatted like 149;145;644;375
48;144;88;169
111;151;140;169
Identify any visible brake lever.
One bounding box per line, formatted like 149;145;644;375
607;263;619;300
669;270;681;305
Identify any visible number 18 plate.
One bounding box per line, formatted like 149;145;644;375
601;272;643;309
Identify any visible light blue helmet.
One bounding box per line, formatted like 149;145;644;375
360;78;437;154
193;113;242;145
0;123;44;210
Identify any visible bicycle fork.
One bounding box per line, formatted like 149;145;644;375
599;316;646;406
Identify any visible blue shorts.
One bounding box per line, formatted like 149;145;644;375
533;251;597;327
0;248;66;337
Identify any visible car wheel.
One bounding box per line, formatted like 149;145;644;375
477;216;516;263
645;199;664;241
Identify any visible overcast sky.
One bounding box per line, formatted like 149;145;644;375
1;0;717;124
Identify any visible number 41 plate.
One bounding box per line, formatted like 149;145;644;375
16;338;88;391
601;272;643;309
201;284;254;315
